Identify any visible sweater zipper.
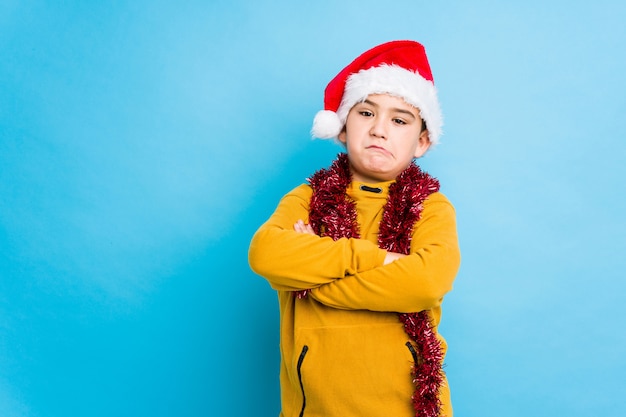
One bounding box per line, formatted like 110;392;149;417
297;345;309;417
406;341;419;363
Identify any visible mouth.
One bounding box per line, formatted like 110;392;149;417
367;145;391;156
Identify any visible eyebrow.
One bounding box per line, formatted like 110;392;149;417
362;99;418;120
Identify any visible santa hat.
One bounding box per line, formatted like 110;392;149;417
312;40;443;146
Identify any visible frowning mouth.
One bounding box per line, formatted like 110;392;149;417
367;145;391;155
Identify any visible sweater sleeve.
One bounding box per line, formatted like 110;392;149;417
308;193;461;313
248;184;387;292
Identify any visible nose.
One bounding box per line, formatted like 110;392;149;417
369;117;387;139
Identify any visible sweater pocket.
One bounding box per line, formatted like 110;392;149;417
293;323;415;417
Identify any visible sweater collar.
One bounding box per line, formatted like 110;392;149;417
348;180;395;200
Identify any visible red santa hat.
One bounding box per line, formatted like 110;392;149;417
312;40;443;146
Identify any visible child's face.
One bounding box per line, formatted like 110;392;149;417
338;94;430;183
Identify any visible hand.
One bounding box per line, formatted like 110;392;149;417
384;251;407;265
293;220;316;235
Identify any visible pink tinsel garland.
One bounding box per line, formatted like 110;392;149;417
296;153;445;417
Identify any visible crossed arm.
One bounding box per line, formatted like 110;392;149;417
293;219;407;265
248;185;460;313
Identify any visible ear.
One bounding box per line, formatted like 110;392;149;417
413;129;431;158
338;128;347;144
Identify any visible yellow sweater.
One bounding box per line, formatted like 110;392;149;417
249;179;460;417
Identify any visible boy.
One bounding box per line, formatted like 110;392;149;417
249;40;461;417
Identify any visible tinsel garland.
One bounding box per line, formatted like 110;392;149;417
296;153;445;417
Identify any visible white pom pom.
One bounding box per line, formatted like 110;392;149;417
311;110;342;139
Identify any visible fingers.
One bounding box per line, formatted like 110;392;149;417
294;220;316;235
383;251;407;265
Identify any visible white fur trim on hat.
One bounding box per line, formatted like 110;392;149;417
335;64;443;146
311;109;343;139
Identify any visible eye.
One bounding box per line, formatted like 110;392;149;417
393;118;407;125
358;110;373;117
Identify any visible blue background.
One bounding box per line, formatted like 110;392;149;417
2;1;625;416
